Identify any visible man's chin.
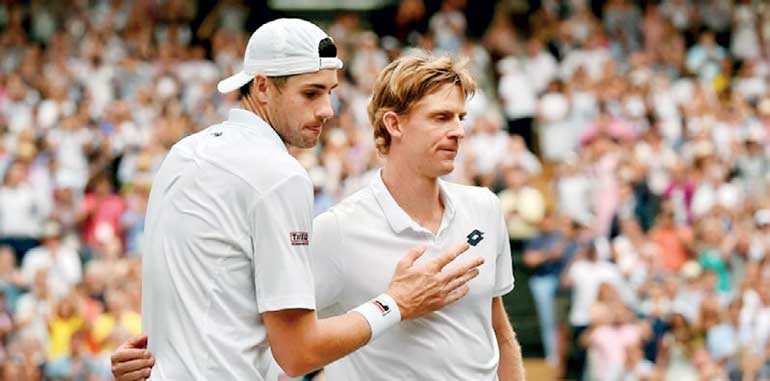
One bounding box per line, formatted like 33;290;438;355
299;141;319;149
435;162;455;177
289;135;321;149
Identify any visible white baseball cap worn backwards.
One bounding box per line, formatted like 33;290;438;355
217;18;343;93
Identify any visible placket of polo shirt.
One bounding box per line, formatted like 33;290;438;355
372;170;458;243
434;182;457;240
410;224;433;240
418;209;454;244
410;188;456;242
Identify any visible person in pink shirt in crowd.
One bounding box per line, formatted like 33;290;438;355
579;103;637;146
77;174;126;256
587;136;621;237
581;283;645;381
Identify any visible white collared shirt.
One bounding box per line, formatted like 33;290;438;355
311;171;514;380
142;109;316;381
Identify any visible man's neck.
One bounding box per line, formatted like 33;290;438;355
381;162;444;234
241;98;268;125
240;98;289;148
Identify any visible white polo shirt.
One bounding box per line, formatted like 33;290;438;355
142;109;316;381
311;171;515;380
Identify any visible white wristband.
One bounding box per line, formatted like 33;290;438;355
351;293;401;342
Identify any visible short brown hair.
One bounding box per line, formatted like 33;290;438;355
238;76;290;99
367;53;476;155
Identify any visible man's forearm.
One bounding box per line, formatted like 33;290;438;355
264;309;372;377
492;297;525;381
110;312;375;380
306;312;376;374
498;332;525;381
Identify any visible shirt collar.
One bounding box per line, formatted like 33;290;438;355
370;169;457;236
225;108;287;152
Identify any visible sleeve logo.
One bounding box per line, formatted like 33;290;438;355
289;231;309;246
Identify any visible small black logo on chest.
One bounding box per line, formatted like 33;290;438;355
466;229;484;246
212;131;223;137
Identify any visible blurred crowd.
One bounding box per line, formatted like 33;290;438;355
0;0;768;380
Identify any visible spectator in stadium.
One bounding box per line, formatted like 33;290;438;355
464;109;511;187
20;220;82;299
650;204;693;272
656;312;701;380
46;296;83;366
498;162;546;249
563;241;628;380
0;246;24;310
0;160;49;261
582;283;645;381
523;214;582;368
498;57;537;152
14;269;52;352
77;174;126;256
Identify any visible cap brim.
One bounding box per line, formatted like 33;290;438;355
217;71;254;94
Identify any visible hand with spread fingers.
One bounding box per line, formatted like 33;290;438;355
387;242;484;320
111;335;155;381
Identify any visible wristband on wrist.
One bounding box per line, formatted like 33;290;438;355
351;293;401;342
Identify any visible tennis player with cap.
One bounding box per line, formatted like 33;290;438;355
111;19;482;381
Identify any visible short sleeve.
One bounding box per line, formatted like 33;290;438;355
310;211;345;312
251;174;316;313
491;191;515;296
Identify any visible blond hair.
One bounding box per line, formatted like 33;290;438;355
367;53;476;155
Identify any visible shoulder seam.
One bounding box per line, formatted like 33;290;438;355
248;172;312;217
197;150;307;198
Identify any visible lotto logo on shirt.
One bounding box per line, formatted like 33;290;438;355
466;229;484;246
289;231;309;246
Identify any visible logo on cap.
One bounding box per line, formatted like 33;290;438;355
290;231;309;246
466;229;484;246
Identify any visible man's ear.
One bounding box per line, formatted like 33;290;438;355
382;111;404;141
253;75;271;103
